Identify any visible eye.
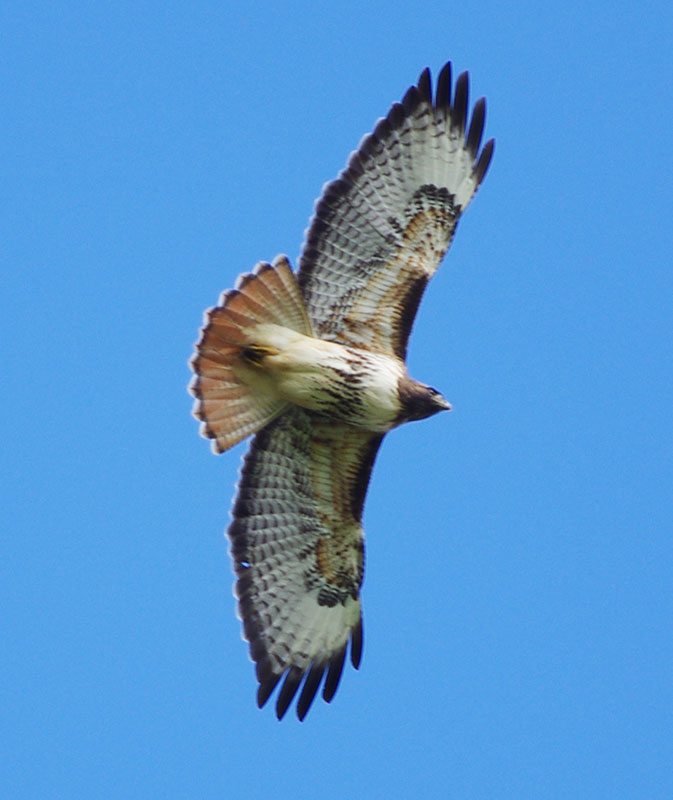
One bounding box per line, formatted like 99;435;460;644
428;386;440;396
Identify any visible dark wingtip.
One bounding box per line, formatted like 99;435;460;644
473;138;495;185
350;617;364;669
436;61;452;110
296;663;326;721
466;97;486;158
402;84;421;114
417;67;432;102
322;645;347;703
257;672;282;709
387;101;406;129
275;666;304;720
451;71;469;133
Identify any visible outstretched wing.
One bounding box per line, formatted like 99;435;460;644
230;407;383;720
298;62;494;360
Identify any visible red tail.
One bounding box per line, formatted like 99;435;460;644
190;256;312;453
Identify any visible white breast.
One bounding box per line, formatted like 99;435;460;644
249;326;405;431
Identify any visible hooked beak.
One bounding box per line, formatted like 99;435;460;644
436;394;452;412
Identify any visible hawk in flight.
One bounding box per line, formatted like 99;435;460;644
190;62;494;720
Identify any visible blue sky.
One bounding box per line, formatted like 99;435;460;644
3;2;673;797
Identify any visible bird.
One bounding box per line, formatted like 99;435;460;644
189;61;494;720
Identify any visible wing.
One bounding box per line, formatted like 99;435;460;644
229;406;383;720
297;62;494;360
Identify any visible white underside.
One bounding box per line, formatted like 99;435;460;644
232;324;405;432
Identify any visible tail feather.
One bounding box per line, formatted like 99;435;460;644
190;255;312;453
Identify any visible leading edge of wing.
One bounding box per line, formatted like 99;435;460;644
228;407;384;720
296;61;495;360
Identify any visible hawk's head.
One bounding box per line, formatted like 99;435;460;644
397;377;452;423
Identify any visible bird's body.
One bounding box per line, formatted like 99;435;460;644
235;320;448;432
190;62;494;720
238;325;407;431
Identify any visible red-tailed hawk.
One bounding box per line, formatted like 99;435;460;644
190;62;494;720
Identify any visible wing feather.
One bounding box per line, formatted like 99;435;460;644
229;407;383;719
297;61;494;359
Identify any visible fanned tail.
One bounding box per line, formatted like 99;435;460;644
190;255;312;453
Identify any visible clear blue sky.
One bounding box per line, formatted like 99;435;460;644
3;2;672;798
